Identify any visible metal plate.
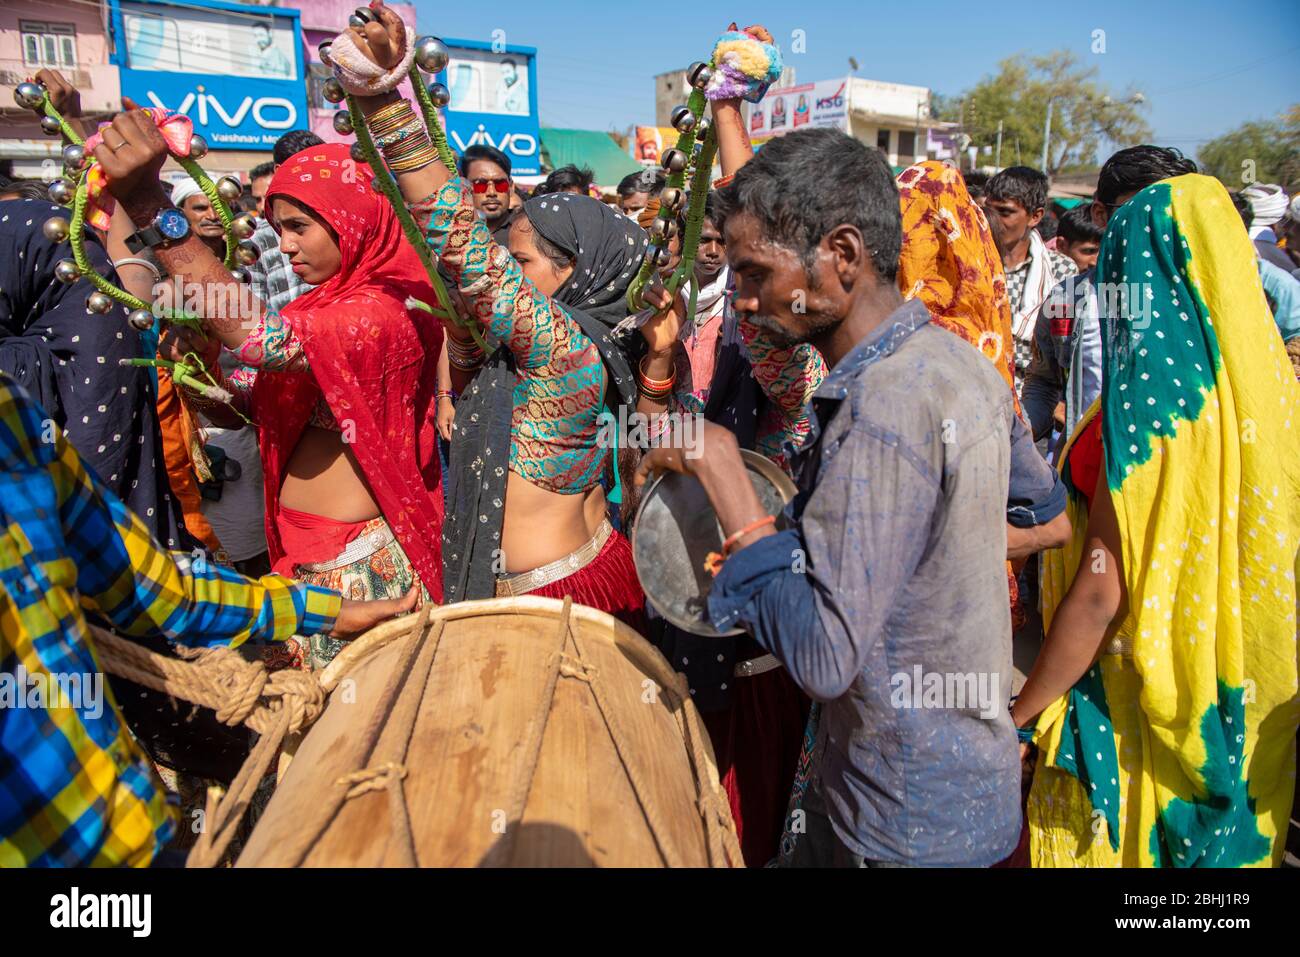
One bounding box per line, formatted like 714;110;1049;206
631;449;796;637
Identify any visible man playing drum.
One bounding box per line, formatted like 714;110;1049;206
635;128;1070;867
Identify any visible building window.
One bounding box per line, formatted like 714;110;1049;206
876;129;891;152
20;22;78;69
898;131;916;158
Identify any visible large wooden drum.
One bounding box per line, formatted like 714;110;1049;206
236;596;742;867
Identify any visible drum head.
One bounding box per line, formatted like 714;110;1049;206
631;449;796;637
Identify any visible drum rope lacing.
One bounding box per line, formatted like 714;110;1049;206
89;597;741;867
86;625;327;867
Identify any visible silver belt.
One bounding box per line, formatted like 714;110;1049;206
295;522;395;573
734;654;780;678
495;520;613;597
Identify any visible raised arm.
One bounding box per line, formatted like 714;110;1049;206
93;110;267;352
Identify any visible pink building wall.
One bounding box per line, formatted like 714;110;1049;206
0;2;121;113
285;0;420;146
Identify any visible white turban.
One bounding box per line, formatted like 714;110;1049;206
1242;183;1288;228
168;176;204;208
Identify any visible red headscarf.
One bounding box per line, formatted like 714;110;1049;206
254;143;445;600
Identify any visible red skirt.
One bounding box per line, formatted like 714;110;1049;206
527;528;646;633
702;663;810;867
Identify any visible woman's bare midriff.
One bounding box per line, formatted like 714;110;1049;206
500;472;607;572
278;425;380;523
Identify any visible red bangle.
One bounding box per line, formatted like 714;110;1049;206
721;515;775;556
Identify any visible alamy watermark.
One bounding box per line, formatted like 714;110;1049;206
596;407;705;458
0;666;103;720
889;666;1002;720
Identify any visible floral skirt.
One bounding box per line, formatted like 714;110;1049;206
260;517;424;673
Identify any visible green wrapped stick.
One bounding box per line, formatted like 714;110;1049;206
175;156;237;270
345;92;490;353
665;124;719;319
409;68;457;172
626;87;708;311
40;94;84;146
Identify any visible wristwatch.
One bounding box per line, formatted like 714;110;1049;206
125;207;190;253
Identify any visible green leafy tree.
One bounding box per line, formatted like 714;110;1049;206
1197;107;1300;192
938;50;1151;177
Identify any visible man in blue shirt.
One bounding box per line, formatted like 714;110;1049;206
636;128;1069;866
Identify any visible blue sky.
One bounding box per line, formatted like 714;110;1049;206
413;0;1298;157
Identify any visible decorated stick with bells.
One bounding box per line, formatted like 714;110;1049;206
626;27;783;316
319;10;488;352
14;79;251;411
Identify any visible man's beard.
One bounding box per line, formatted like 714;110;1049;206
745;310;839;348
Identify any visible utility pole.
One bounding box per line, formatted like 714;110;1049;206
995;119;1003;170
1041;96;1058;178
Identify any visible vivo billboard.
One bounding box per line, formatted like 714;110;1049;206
109;0;308;150
433;39;541;178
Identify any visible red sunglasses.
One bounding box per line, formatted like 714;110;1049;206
471;178;511;194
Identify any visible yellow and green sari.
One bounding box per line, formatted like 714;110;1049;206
1029;174;1300;867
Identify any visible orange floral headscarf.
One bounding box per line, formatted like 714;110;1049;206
896;160;1015;393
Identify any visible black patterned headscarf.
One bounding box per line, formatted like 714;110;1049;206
523;192;649;330
443;195;644;603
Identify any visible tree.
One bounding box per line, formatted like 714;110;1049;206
937;50;1151;177
1197;107;1300;193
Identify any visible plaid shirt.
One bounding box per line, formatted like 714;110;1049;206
246;218;312;314
0;375;339;867
1005;241;1078;389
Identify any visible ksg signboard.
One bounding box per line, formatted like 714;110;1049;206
110;0;307;150
434;39;540;178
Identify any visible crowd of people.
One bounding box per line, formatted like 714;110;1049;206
2;7;1298;870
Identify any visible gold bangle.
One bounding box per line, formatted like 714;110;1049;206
366;98;414;130
370;109;419;143
389;142;439;173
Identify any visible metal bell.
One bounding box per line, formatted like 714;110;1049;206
659;187;685;211
86;291;115;314
40;115;62;136
332;110;354;135
128;308;154;331
189;134;209;159
236;241;260;266
230;213;257;240
651;246;674;268
230;266;252;284
318;40;334;65
649;217;680;244
694;116;712;140
350;142;367;163
14;81;45;111
216;176;243;204
414;36;450;74
427;82;451;108
42;216;70;244
54;259;80;283
670;106;696;134
323;77;346;104
48;180;72;205
687;61;714;91
348;7;375;28
62;144;87;172
660;148;688;174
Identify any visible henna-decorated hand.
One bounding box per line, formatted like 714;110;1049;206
638;274;685;357
35;68;80;119
35;68;91;140
160;324;221;369
349;2;407;69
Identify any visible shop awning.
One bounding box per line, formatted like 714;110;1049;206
539;128;643;188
